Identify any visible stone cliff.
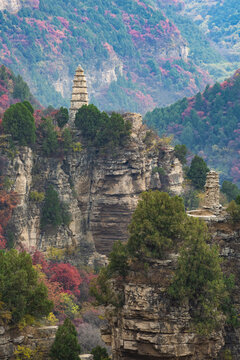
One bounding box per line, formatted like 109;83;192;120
101;202;240;359
4;113;183;264
101;256;225;360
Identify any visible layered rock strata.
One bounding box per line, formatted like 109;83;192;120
0;325;57;360
4;113;183;263
203;170;220;214
69;65;89;125
101;257;225;360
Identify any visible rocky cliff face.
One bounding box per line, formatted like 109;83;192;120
101;215;240;360
0;325;57;360
101;256;224;360
4;113;183;264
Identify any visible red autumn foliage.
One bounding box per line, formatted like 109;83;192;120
32;249;50;274
50;263;82;297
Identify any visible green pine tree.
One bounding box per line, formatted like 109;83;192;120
187;155;209;190
50;318;81;360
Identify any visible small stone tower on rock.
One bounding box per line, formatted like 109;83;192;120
69;65;88;125
203;170;220;214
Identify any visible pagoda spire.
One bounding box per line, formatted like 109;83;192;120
69;65;89;125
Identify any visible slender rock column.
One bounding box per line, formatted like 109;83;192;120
203;170;220;214
69;65;88;126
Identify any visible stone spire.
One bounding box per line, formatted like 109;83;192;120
203;170;220;214
69;65;88;125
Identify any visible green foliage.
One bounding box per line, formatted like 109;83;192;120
41;185;71;229
62;128;73;152
75;105;131;150
187;156;209;190
226;200;240;224
221;181;240;202
152;167;165;176
50;318;81;360
3;102;36;146
56;107;69;128
174;144;187;165
29;191;45;202
183;189;199;210
39;118;59;155
91;346;110;360
127;191;188;259
168;218;230;334
0;250;53;323
108;241;129;278
13;75;31;102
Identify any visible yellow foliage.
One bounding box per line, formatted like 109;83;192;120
158;135;173;146
14;346;35;360
46;312;58;326
29;191;45;202
61;293;80;319
14;346;43;360
72;142;82;152
46;247;64;261
18;315;37;331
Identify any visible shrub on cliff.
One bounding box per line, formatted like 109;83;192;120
41;185;71;229
226;200;240;223
56;107;69;128
127;191;188;259
3;102;36;146
39;117;59;155
91;346;110;360
50;318;81;360
187;155;209;190
168;218;233;334
0;249;53;323
74;104;131;150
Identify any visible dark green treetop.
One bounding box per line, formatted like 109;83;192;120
187;155;209;190
3;102;36;146
0;250;53;323
50;318;81;360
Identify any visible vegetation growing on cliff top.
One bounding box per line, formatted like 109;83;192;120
91;190;236;334
2;101;36;146
144;72;240;186
75;104;132;150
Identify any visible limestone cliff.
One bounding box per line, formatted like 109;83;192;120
4;113;183;264
101;256;224;360
101;215;240;360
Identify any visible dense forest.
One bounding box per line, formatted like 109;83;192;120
144;70;240;185
0;0;216;111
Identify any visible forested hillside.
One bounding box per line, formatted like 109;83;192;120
0;0;216;112
144;70;240;185
183;0;240;80
0;65;39;117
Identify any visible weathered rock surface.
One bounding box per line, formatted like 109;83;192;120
0;325;57;359
101;257;225;360
4;113;183;263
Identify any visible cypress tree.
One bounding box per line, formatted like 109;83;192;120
50;318;81;360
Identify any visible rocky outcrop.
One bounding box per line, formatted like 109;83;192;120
4;113;183;263
0;0;21;13
101;257;224;360
0;325;57;360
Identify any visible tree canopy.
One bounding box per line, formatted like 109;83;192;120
75;104;131;150
187;155;209;190
127;191;187;259
3;102;36;146
50;318;81;360
0;250;53;323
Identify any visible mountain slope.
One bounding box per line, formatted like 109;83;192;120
144;70;240;185
0;0;213;113
0;64;39;117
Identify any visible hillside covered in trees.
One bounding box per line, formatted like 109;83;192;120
0;0;222;112
144;69;240;185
